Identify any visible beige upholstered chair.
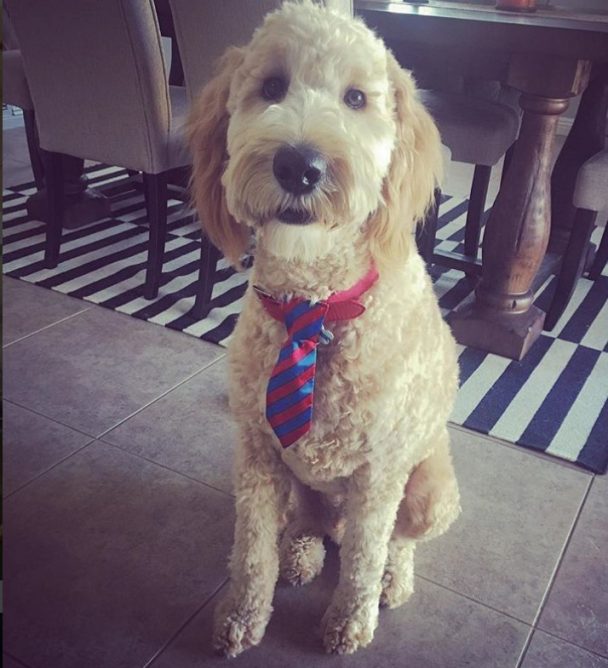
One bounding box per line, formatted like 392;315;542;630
545;148;608;330
168;0;352;317
418;87;521;269
170;0;352;104
7;0;190;299
2;6;43;190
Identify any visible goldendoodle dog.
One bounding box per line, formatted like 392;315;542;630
188;0;461;657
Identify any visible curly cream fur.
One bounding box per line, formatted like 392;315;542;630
188;1;460;657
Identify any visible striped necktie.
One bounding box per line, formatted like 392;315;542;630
256;265;379;448
265;299;330;448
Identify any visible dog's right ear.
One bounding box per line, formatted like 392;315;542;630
187;47;249;269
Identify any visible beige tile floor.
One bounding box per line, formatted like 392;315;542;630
3;123;607;668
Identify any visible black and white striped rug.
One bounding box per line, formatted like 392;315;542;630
3;164;607;473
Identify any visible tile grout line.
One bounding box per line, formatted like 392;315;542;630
515;474;596;668
2;440;97;501
3;357;232;500
3;398;99;440
4;351;225;442
529;474;595;627
515;626;536;668
142;578;229;668
2;306;93;349
524;625;608;662
448;423;596;476
99;439;235;499
96;353;227;440
415;573;534;629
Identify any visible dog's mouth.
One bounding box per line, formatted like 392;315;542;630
276;208;314;225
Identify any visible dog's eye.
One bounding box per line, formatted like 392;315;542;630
344;88;366;110
261;76;287;102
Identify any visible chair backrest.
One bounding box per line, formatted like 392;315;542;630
3;5;20;50
168;0;353;101
7;0;173;173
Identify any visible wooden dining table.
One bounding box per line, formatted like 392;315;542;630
355;0;608;360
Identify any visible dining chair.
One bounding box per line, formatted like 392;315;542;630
2;6;43;190
386;41;522;270
7;0;191;299
418;86;521;268
168;0;353;318
544;148;608;330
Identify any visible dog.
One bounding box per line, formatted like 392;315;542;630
187;0;461;657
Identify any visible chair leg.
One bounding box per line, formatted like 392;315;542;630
588;223;608;280
500;143;515;188
190;239;221;319
416;188;441;264
544;208;596;331
464;164;491;257
143;172;168;300
23;109;45;190
169;37;185;86
40;149;64;268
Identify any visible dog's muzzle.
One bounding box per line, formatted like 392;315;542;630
273;144;326;225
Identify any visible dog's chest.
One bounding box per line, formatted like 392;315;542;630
277;320;392;481
279;341;372;483
231;313;377;481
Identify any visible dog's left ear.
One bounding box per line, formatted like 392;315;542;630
368;52;443;269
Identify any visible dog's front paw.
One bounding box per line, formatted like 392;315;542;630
380;565;414;609
212;592;272;658
321;599;378;655
280;533;326;586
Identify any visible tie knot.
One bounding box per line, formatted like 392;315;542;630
283;300;329;341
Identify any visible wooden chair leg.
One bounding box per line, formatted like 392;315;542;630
189;239;221;319
40;149;64;268
588;222;608;280
23;109;45;190
143;172;168;300
544;208;597;331
416;188;441;264
464;164;491;257
169;37;185;86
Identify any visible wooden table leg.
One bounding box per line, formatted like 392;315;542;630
448;56;591;360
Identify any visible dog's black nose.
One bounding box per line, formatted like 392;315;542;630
272;145;326;195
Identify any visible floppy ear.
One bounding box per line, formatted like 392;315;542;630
187;47;249;269
368;52;443;269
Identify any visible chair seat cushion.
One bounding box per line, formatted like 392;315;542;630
2;49;33;110
574;149;608;212
419;90;520;167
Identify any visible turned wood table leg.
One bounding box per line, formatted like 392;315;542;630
448;56;591;360
449;95;566;359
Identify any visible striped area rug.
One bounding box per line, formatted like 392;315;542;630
3;164;607;473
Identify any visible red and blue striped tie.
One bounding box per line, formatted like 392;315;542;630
256;265;379;448
266;299;330;448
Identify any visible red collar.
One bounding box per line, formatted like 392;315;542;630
254;266;379;323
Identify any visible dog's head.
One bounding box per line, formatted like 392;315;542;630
188;0;442;269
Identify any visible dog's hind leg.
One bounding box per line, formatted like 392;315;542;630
380;430;460;608
399;429;461;541
279;480;326;586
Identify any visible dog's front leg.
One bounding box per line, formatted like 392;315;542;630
213;438;290;658
321;463;404;654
